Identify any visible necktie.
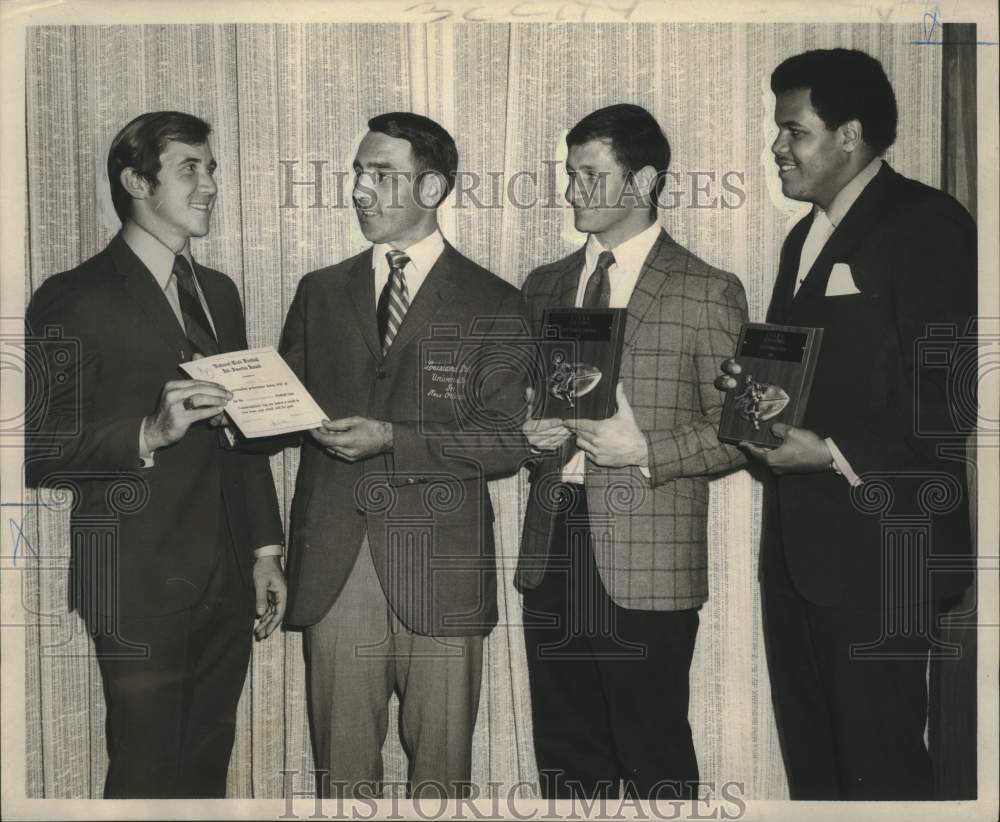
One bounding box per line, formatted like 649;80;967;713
172;255;218;356
561;248;616;481
582;250;616;308
794;211;834;296
377;250;411;354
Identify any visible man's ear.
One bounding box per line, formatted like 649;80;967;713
632;164;658;208
416;169;446;209
120;167;152;201
839;119;864;154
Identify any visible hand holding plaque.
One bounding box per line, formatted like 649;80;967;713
716;323;823;448
740;422;835;474
522;386;572;453
565;382;649;468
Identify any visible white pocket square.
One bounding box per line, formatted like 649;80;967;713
825;262;861;296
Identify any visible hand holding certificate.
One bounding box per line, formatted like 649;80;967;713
179;346;326;438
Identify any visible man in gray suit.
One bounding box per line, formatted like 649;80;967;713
517;104;747;799
279;113;526;798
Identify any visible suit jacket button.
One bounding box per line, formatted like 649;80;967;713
376;368;386;379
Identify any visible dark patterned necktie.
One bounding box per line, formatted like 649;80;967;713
377;250;411;354
172;255;218;356
582;249;616;308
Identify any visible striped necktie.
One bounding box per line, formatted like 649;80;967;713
582;250;615;308
172;255;219;356
377;250;411;354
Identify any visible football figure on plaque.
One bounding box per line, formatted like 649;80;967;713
715;322;823;447
538;307;628;421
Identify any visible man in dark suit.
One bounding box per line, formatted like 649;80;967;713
279;112;526;797
517;104;748;799
24;111;287;798
737;49;976;799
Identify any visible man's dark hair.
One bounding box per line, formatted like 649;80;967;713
566;104;671;211
368;112;459;204
107;111;212;223
770;48;898;154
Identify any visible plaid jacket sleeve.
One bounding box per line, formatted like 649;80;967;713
644;267;748;486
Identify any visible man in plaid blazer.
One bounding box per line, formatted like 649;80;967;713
516;104;747;798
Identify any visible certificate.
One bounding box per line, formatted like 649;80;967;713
179;346;326;438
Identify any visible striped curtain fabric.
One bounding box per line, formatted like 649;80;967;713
22;22;941;799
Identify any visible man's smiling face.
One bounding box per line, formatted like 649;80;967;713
771;88;853;210
143;139;217;246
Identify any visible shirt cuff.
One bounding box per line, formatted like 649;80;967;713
638;434;652;479
825;438;863;487
253;545;284;559
138;417;155;468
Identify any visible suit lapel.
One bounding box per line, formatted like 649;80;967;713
623;229;677;347
768;216;810;323
792;163;896;304
346;248;381;361
109;233;190;357
384;243;460;360
555;249;584;307
193;262;238;351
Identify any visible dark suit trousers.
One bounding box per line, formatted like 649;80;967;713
760;536;935;800
523;484;700;799
88;515;254;798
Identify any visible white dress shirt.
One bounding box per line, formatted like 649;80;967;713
371;228;445;307
795;158;882;487
563;220;661;483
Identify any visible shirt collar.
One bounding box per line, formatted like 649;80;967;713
372;228;446;293
819;157;882;228
122;220;193;290
584;219;661;275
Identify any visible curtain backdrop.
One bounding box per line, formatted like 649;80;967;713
928;23;978;800
22;22;943;799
